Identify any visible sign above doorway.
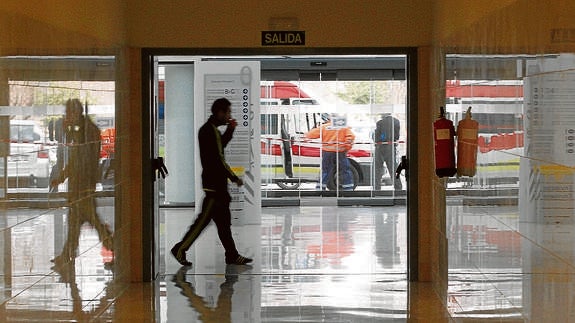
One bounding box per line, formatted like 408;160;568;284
261;31;305;46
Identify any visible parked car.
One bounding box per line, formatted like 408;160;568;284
6;120;54;188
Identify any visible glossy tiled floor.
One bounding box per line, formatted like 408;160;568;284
6;200;575;322
159;205;426;322
0;197;118;322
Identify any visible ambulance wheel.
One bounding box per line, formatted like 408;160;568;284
277;181;301;190
327;164;359;191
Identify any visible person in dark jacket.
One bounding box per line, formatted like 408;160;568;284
171;98;253;266
374;113;402;190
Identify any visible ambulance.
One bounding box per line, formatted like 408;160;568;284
260;81;388;190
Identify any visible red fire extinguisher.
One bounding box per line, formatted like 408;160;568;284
434;106;456;177
456;107;479;177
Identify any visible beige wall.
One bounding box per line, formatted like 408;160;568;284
126;0;433;48
433;0;517;42
435;0;575;53
0;1;126;50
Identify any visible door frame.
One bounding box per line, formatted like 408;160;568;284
141;47;419;282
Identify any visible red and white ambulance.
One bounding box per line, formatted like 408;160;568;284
260;81;386;190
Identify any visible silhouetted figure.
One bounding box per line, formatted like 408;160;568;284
374;114;402;190
171;98;252;266
51;99;113;268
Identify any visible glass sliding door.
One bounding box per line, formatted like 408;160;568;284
155;55;408;206
259;55;408;204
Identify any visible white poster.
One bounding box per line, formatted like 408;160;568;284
520;54;575;223
194;61;261;225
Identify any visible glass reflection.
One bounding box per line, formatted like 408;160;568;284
445;53;575;321
260;206;407;273
51;99;114;268
256;207;408;321
445;54;525;319
1;208;116;321
0;56;117;320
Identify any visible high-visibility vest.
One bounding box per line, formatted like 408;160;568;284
306;122;355;152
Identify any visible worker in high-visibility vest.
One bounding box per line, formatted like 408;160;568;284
306;114;355;190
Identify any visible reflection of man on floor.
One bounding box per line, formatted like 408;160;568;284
172;265;251;323
51;99;113;267
52;255;118;321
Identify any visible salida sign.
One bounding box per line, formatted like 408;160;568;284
261;31;305;46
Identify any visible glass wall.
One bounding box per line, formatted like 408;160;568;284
445;53;575;320
444;54;524;318
0;56;118;320
157;56;408;205
260;79;407;197
259;57;407;203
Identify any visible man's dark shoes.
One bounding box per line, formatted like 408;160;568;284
171;244;192;266
226;255;253;265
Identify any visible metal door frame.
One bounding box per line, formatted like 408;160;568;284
141;47;419;282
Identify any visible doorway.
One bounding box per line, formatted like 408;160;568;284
142;49;419;282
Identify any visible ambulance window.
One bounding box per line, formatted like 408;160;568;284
261;99;280;105
284;114;296;134
305;113;321;131
291;99;318;105
261;114;278;135
305;113;317;132
292;113;306;134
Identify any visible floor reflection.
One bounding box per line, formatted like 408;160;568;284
171;265;252;323
445;203;575;321
161;205;410;322
7;200;575;321
14;202;575;322
0;208;117;321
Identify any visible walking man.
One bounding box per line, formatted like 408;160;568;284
171;98;253;266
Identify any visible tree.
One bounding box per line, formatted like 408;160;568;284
33;81;88;105
336;81;406;104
